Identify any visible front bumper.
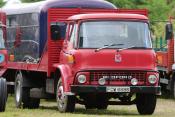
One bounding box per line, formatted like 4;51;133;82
71;85;161;94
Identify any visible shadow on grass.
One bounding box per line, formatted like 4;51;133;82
39;106;139;116
39;106;58;111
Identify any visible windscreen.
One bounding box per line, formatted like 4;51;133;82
79;21;152;49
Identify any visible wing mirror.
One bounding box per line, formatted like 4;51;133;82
50;25;61;40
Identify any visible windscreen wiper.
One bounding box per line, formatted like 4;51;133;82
95;43;124;52
116;46;148;52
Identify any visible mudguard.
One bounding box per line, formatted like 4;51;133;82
53;64;73;93
0;69;7;77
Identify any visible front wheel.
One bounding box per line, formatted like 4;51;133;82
136;94;157;115
0;78;7;112
56;79;75;113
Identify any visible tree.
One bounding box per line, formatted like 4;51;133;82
0;0;5;7
106;0;148;9
22;0;42;3
107;0;171;38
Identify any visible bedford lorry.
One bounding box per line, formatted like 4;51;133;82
2;0;160;115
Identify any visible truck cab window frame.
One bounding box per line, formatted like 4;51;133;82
68;23;77;48
78;20;152;49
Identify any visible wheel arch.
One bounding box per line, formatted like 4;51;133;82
53;64;73;92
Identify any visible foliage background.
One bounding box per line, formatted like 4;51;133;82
106;0;172;38
1;0;174;38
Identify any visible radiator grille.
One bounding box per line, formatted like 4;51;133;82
90;71;146;85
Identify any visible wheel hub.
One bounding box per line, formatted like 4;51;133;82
57;85;65;108
16;80;21;103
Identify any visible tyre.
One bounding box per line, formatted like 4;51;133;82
0;78;7;112
22;88;40;109
136;93;157;115
14;73;23;108
56;79;75;112
15;72;40;109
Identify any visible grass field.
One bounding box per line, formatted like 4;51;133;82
0;96;175;117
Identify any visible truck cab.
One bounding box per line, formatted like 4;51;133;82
1;0;159;114
52;13;160;114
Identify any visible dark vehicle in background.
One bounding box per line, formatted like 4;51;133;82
0;10;7;112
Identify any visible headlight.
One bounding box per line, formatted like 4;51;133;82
77;75;86;84
98;78;106;85
0;54;5;63
148;74;157;84
131;78;138;86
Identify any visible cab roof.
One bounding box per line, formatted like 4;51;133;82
68;13;148;21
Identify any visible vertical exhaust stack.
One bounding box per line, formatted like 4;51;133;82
167;38;174;72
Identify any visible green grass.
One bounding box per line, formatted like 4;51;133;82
0;96;175;117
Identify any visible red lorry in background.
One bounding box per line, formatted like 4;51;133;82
155;19;175;98
0;10;7;112
2;0;160;115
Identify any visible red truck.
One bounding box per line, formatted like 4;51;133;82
0;10;7;112
2;0;160;115
155;20;175;98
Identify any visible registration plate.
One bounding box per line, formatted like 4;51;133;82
106;87;130;92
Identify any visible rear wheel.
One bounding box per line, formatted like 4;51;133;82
0;78;7;112
14;73;23;108
15;72;40;109
136;94;156;115
56;79;75;112
22;88;40;109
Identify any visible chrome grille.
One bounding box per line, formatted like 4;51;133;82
90;71;146;85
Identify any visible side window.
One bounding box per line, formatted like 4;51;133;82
7;16;17;26
69;23;77;47
6;13;40;62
